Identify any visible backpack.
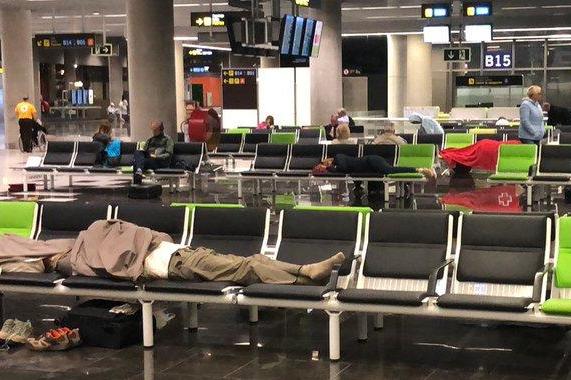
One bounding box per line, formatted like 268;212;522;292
105;139;121;158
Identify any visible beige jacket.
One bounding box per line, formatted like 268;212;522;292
0;235;75;274
70;220;172;281
373;133;408;146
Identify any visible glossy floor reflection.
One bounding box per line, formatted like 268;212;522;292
0;147;570;379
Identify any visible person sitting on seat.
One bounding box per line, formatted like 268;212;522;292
409;112;444;134
332;123;354;144
257;115;275;130
324;113;339;141
337;108;356;128
373;123;407;145
92;123;112;165
133;121;174;185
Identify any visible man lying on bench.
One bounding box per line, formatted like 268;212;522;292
314;154;436;198
0;220;345;286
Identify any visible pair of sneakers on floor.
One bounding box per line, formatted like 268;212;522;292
0;319;33;345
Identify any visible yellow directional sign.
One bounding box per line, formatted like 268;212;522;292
191;13;226;28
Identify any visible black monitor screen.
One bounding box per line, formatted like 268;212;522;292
301;18;315;57
280;15;295;55
291;17;305;56
311;21;323;58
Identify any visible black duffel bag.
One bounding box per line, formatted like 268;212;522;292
61;299;145;349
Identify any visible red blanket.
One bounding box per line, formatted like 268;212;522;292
440;139;520;172
441;185;523;213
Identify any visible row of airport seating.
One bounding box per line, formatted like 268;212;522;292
1;202;571;360
19;141;205;191
487;144;571;206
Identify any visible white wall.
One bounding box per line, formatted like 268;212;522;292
342;77;368;112
258;68;296;126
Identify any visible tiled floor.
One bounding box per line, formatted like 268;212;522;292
0;146;570;379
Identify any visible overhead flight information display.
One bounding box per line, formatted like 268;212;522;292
280;15;295;55
291;17;305;56
222;69;258;109
311;21;323;58
301;18;315;57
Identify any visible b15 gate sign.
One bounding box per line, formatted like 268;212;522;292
485;51;512;69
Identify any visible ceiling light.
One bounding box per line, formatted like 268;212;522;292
174;2;228;7
174;36;199;41
495;27;571;33
342;32;423;37
541;5;571;8
182;43;231;51
501;6;537;10
92;12;100;16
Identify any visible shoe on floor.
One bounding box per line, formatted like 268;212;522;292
0;319;16;341
8;320;33;344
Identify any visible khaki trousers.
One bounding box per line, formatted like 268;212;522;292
167;247;316;286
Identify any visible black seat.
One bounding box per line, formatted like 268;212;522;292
88;167;120;173
0;272;63;287
362;145;397;165
144;280;235;294
242;143;289;175
118;142;137;167
437;214;549;312
190;207;268;256
62;276;137;290
326;144;359;159
59;142;99;172
476;133;505;142
115;203;188;244
242;209;359;301
155;142;204;174
216;134;243;154
280;144;324;174
243;133;270;153
298;129;321;145
27;141;75;169
396;134;415;144
536;144;571;176
37;202;110;239
337;212;451;307
417;134;444;149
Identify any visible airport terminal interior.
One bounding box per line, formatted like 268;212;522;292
3;0;571;379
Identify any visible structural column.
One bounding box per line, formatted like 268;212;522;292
309;0;343;125
406;35;433;107
108;56;124;106
174;41;186;129
63;50;77;88
387;35;407;118
126;0;177;140
0;7;35;148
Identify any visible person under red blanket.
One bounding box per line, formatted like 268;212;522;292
440;139;521;174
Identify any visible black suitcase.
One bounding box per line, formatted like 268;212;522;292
61;299;144;349
128;183;162;199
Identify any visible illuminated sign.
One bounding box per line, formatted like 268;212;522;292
485;51;512;68
443;48;471;62
188;49;213;56
421;3;452;18
36;34;96;49
190;12;226;27
190;66;210;73
91;43;113;56
291;0;321;7
456;75;523;87
463;2;492;17
0;68;3;74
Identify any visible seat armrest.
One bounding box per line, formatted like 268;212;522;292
324;264;341;293
532;263;553;302
529;164;537;177
426;259;455;296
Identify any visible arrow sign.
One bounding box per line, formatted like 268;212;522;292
91;43;113;56
443;48;471;62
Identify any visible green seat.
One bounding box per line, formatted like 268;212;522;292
0;201;38;238
488;144;536;183
444;133;475;149
121;166;133;174
226;128;251;135
270;132;297;145
542;216;571;315
293;205;372;218
387;144;435;179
